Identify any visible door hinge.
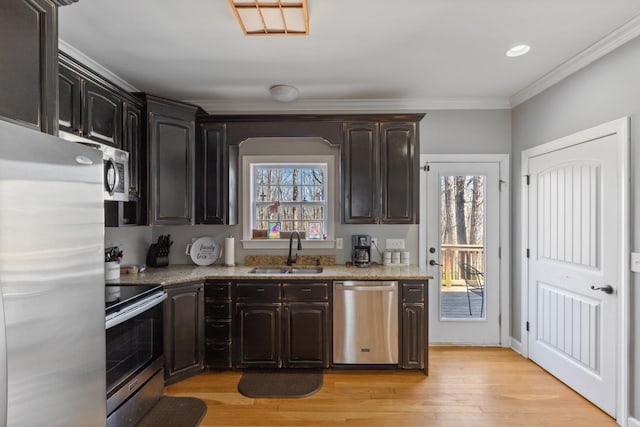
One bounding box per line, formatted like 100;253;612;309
526;175;530;185
526;321;530;332
498;247;501;259
498;314;502;327
526;248;530;258
422;163;430;172
499;179;505;192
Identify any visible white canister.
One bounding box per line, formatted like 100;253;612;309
391;251;401;264
105;261;120;281
401;251;410;264
383;251;392;265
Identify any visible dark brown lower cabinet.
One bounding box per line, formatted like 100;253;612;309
234;281;330;369
283;302;330;368
236;302;281;368
400;281;428;374
205;281;233;369
164;282;205;384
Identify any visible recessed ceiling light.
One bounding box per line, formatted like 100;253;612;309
506;44;531;57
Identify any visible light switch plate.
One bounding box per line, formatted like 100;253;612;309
336;238;343;249
386;238;405;249
631;252;640;272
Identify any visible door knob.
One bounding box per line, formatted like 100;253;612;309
429;259;443;266
591;285;614;294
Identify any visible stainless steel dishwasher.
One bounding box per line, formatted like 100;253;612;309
333;280;398;364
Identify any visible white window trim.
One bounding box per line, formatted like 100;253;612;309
241;154;336;249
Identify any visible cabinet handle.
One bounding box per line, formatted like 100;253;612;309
409;288;421;292
301;288;312;292
256;288;265;292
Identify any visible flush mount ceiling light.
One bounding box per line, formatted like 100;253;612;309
270;84;299;102
229;0;309;35
506;44;531;57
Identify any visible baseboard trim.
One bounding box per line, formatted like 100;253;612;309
510;337;522;355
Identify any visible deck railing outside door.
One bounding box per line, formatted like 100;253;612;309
440;244;484;286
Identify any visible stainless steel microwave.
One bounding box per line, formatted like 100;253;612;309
59;131;130;202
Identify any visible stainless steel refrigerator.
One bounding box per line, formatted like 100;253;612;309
0;120;106;426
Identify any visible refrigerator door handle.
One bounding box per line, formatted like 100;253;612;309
0;290;7;426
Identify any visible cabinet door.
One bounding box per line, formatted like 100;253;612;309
196;122;228;224
401;303;424;370
58;64;82;135
148;114;195;225
343;122;379;223
380;122;417;223
82;80;122;147
283;302;329;368
0;0;57;134
164;283;205;384
122;101;142;200
236;302;281;368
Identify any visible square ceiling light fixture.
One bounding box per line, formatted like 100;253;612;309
229;0;308;35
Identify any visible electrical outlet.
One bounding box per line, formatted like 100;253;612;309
336;238;343;249
386;238;405;249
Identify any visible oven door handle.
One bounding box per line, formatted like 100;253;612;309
105;293;167;329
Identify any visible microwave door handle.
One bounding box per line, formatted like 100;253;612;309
105;293;167;329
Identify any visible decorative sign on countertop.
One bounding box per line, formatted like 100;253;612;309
186;236;220;266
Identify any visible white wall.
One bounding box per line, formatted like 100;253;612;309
420;110;512;155
512;35;640;417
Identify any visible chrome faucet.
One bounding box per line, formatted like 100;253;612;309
286;231;302;266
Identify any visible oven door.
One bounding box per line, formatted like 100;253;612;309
106;292;166;416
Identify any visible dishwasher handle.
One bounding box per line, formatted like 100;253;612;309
334;281;397;292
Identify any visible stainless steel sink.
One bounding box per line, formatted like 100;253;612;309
247;267;324;274
287;267;323;274
248;267;289;274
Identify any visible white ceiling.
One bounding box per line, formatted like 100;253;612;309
58;0;640;113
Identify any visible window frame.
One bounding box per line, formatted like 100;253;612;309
241;154;336;249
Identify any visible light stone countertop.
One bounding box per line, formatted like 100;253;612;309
109;264;433;287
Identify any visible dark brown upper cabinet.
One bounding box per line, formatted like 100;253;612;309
196;122;229;224
0;0;58;134
343;120;419;224
122;101;143;200
58;64;82;135
144;95;198;226
82;79;122;147
343;122;380;224
58;56;124;148
380;122;418;223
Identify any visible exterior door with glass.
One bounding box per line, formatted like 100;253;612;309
426;161;501;345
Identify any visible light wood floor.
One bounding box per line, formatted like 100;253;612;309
165;347;617;427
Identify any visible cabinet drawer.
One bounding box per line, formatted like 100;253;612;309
206;341;232;369
402;283;425;302
206;301;232;318
236;283;281;300
283;283;328;301
205;320;231;341
206;282;231;299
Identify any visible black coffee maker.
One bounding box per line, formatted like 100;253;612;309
352;235;372;267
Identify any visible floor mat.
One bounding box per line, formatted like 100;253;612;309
237;369;323;398
136;396;207;427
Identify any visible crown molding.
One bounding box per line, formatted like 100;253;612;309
58;39;140;93
510;14;640;107
187;97;511;114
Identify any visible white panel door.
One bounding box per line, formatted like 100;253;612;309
527;134;618;416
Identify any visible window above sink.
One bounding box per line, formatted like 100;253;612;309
241;152;336;249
